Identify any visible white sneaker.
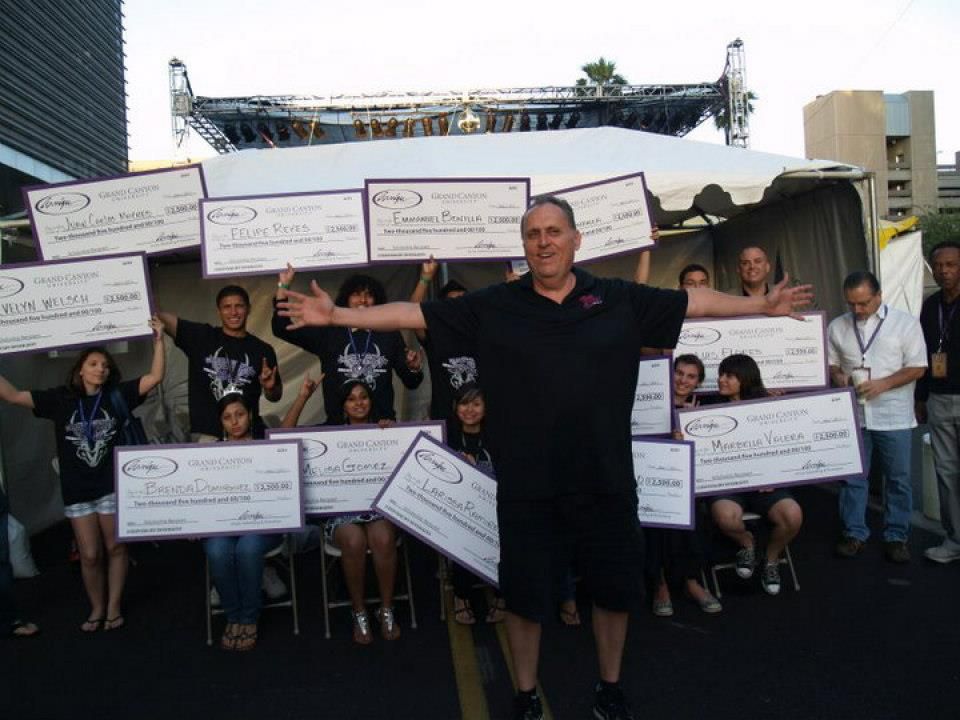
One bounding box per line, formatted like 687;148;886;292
262;565;287;599
924;542;960;564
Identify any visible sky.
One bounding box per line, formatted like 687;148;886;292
124;0;959;164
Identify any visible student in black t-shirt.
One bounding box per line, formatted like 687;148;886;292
158;285;282;441
708;354;803;597
0;318;165;633
409;260;477;427
206;393;283;651
272;266;423;423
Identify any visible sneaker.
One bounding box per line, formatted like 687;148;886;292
735;545;755;579
883;541;910;564
835;536;865;558
760;559;781;595
593;682;636;720
924;542;960;564
512;691;543;720
262;565;287;599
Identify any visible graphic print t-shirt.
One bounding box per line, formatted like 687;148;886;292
32;379;143;506
421;333;478;423
174;319;278;436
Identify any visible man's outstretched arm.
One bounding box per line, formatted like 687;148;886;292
686;274;813;319
277;279;427;331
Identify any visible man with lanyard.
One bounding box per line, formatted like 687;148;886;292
828;271;926;563
276;196;812;720
916;241;960;563
737;246;772;296
159;285;282;441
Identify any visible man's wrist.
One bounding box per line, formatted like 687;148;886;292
419;275;432;285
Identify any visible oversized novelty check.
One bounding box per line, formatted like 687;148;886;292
0;254;153;355
266;422;445;516
677;389;864;496
24;166;206;260
200;190;368;277
365;178;529;262
553;172;655;263
114;441;304;541
676;313;828;393
374;433;499;586
633;438;695;529
631;356;673;436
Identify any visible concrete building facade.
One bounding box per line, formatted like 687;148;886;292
803;90;937;219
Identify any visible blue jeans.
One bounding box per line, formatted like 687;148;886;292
839;428;913;542
204;534;280;623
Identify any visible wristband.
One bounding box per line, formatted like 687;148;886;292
277;282;290;289
419;276;432;285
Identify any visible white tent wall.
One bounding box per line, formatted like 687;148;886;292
878;230;924;316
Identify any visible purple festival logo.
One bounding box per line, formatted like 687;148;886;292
578;294;603;309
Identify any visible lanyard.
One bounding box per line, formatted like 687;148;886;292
852;306;886;364
939;298;959;351
76;391;104;446
347;328;372;366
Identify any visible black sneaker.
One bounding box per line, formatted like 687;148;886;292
883;541;910;564
512;691;543;720
593;682;635;720
760;559;782;596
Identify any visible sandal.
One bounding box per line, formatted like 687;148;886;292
376;606;401;640
352;610;372;645
453;597;476;625
10;619;40;638
81;616;104;633
220;623;240;651
485;597;506;624
235;623;258;652
104;615;125;631
559;601;581;626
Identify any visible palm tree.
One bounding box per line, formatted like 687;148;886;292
576;57;628;97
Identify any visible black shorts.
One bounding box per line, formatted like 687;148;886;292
497;492;644;622
709;488;795;517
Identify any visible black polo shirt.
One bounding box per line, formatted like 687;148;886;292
917;290;960;400
422;268;688;502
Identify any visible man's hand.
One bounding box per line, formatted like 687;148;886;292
421;259;438;282
405;348;423;373
276;280;335;329
854;378;887;402
277;263;296;298
260;358;278;392
763;274;813;318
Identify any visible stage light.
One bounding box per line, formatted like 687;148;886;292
502;114;514;132
565;111;581;129
291;120;309;140
257;123;275;146
485;113;497;133
403;118;416;137
458;107;480;134
223;123;241;144
353;118;367;138
421;117;434;136
438;113;449;135
370;118;383;137
536;113;548;131
519;111;531;132
385;118;399;137
550;113;563;130
240;123;256;143
276;122;290;142
310;121;325;139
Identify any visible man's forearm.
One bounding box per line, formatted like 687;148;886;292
686;288;765;318
330;302;427;331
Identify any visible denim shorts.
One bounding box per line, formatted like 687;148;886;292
64;493;117;519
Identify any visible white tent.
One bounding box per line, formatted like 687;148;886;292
3;127;878;532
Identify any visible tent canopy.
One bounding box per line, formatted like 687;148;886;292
200;127;865;227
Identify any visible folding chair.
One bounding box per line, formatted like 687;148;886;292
709;512;800;598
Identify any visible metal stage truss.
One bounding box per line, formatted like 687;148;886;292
170;43;749;154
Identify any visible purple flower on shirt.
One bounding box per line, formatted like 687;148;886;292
579;294;603;309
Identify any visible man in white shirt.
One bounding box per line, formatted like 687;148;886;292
828;271;927;563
